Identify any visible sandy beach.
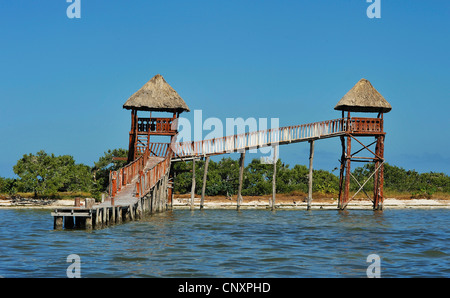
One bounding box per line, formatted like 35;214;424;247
172;195;450;210
3;195;447;210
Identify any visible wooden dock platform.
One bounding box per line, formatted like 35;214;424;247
51;156;169;230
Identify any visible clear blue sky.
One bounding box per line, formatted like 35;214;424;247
0;0;449;178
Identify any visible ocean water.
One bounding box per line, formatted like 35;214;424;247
0;208;448;278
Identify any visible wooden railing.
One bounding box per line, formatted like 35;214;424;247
137;117;176;135
108;117;383;199
171;117;383;158
148;142;170;157
171;118;346;158
134;155;171;199
109;147;171;199
348;117;382;134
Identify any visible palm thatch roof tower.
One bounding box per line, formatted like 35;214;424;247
123;74;190;113
335;78;392;211
334;78;392;114
124;74;190;163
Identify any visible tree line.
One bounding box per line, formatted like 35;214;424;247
173;157;450;198
0;149;127;198
0;149;449;199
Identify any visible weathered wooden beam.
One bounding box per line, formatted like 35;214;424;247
94;209;101;228
129;204;135;221
237;151;246;210
272;146;277;211
85;217;92;229
200;156;210;210
190;158;196;210
54;216;63;229
307;140;314;210
103;207;107;226
116;206;122;224
341;135;352;210
85;198;95;209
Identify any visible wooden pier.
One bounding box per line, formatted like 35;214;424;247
51;75;392;229
52;153;171;230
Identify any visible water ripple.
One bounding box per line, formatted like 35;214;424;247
0;208;449;277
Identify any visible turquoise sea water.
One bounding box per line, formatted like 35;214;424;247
0;208;448;278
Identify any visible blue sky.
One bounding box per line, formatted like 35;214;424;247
0;0;449;177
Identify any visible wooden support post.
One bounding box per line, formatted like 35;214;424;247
150;188;155;214
272;146;277;211
129;204;135;221
85;217;92;229
190;158;196;210
54;216;63;229
373;135;385;210
155;181;161;213
164;174;168;211
111;206;115;224
342;135;352;210
138;199;143;219
237;151;246;210
338;136;346;209
103;207;108;226
200;156;210;210
307;140;314;210
94;209;100;228
116;206;122;224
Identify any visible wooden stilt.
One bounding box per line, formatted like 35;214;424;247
94;209;100;228
272;146;277;211
116;206;122;224
151;188;155;213
338;136;346;209
103;207;107;226
373;135;385;210
111;206;116;224
190;158;196;210
85;217;92;229
342;135;352;210
130;204;135;221
54;216;63;229
307;140;314;210
237;151;246;210
200;156;210;210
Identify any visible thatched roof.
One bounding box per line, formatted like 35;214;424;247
123;74;190;113
334;79;392;113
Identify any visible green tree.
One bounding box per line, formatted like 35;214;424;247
93;148;128;192
13;150;94;196
0;177;17;194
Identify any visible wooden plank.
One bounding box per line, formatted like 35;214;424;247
51;212;91;217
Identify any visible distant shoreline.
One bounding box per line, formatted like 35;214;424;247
1;195;450;210
173;196;450;210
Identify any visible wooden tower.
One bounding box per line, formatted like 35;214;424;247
335;79;392;210
123;74;190;163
